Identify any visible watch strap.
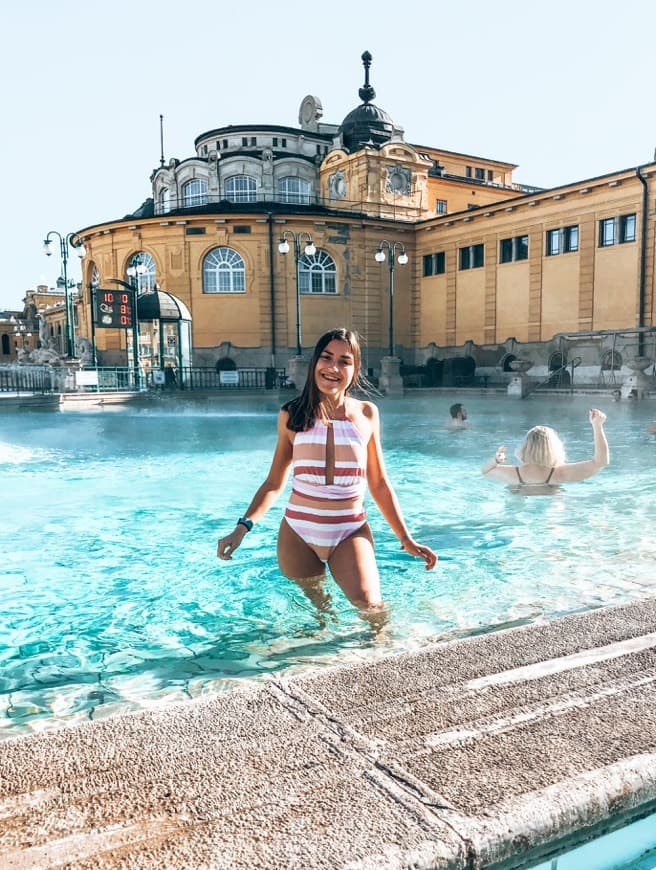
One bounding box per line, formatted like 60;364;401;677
237;516;253;532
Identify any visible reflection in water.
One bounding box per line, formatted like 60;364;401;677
0;395;654;737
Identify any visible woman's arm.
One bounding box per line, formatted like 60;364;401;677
481;446;518;483
217;410;294;560
364;402;437;569
555;408;609;483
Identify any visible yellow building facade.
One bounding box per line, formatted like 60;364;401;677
69;53;655;383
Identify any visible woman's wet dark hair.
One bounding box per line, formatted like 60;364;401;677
283;328;367;432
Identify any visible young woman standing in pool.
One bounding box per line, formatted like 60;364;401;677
217;328;437;614
482;408;609;492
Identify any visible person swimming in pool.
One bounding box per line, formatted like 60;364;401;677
446;402;468;430
481;408;609;493
217;327;437;616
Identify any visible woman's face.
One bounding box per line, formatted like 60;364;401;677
314;339;355;398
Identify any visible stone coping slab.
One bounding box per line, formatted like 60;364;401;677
1;598;656;868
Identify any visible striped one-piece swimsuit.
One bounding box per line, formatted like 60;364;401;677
284;418;368;562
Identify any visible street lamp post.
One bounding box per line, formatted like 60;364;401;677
9;318;31;358
278;230;316;356
43;231;85;358
374;240;409;357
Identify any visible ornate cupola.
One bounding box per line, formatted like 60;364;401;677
338;51;399;153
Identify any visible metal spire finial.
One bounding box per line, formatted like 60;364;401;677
358;51;375;104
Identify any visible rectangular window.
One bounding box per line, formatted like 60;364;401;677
565;225;578;252
250;137;256;146
242;137;248;147
460;243;484;270
281;138;287;147
598;214;635;247
222;139;228;149
185;227;206;235
475;167;485;180
272;137;278;147
500;238;513;263
547;226;578;255
547;229;561;256
233;226;251;234
436;199;447;214
423;252;445;276
487;169;493;182
621;213;636;243
465;165;472;178
599;217;615;247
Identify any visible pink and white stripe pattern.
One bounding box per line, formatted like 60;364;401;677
284;419;368;562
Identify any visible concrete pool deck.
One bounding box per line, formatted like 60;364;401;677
2;598;656;869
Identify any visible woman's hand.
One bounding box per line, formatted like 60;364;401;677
589;408;607;425
217;526;247;560
401;536;438;570
495;445;507;464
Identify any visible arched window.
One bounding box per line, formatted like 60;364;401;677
601;349;622;370
203;247;246;294
159;187;170;213
278;176;311;205
126;252;157;293
299;249;337;294
182;178;208;207
224;176;256;203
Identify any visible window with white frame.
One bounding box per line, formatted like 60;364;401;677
546;225;578;256
500;235;529;263
299;249;336;294
203;247;246;293
436;199;447;214
599;213;636;247
278;177;311;205
182;178;208;207
159;187;170;213
459;243;484;270
126;252;157;292
224;175;257;203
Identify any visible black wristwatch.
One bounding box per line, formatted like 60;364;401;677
237;516;253;532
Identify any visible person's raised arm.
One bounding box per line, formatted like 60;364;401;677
555;408;609;483
217;410;293;560
364;402;437;570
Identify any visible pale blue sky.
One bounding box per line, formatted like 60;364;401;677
1;0;654;310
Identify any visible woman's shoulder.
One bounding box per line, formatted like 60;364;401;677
349;397;379;421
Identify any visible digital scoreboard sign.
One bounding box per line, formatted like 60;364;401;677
94;289;133;329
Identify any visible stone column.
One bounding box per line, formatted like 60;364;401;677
378;356;403;396
286;356;308;391
507;359;533;398
621;356;653;399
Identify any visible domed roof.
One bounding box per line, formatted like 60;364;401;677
339;51;396;153
137;290;190;321
340;103;395;152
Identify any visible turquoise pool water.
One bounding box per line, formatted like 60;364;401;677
530;808;656;869
1;393;655;738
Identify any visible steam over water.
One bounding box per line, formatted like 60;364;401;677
1;393;654;737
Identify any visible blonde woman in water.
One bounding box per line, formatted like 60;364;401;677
482;408;609;492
